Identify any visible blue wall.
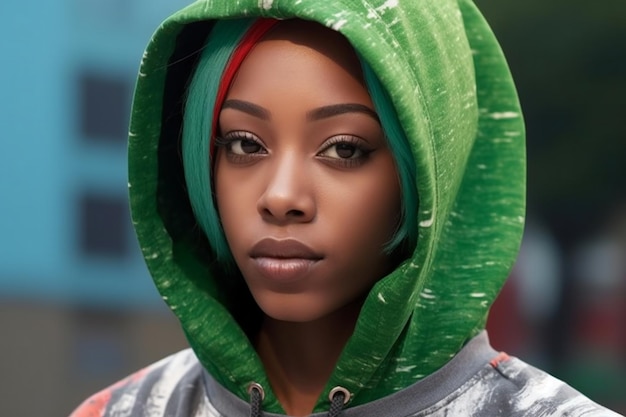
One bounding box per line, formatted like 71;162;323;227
0;0;192;307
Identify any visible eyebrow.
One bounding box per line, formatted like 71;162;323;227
222;99;271;120
221;99;379;123
307;103;380;123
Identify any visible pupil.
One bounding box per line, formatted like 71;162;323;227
336;144;355;158
241;139;260;153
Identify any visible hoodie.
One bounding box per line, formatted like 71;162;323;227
71;0;621;416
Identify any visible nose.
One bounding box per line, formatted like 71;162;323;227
257;153;316;224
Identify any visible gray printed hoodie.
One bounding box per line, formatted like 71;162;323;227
71;0;621;415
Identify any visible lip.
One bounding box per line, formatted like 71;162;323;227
249;238;323;282
250;238;322;259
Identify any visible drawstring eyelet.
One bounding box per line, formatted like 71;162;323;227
327;386;351;417
248;382;350;417
248;382;265;417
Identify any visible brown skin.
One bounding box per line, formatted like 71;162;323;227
214;21;401;416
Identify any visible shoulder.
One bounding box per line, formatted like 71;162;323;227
449;353;622;417
69;348;208;417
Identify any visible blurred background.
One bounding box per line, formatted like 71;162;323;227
0;0;624;415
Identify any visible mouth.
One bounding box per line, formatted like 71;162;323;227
250;238;323;259
249;238;323;282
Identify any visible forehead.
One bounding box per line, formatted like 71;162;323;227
259;19;364;80
225;20;369;104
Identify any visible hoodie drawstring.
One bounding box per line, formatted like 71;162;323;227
248;383;350;417
326;386;350;417
249;383;265;417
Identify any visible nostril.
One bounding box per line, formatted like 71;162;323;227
260;208;306;219
286;209;305;217
257;193;314;223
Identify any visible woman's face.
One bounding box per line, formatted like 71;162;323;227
215;22;401;323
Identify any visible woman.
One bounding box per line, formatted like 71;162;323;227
71;0;620;416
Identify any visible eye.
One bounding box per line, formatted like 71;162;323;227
215;131;267;157
230;138;263;155
317;135;373;166
321;143;362;159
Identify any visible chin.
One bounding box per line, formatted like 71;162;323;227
263;310;320;323
254;293;333;323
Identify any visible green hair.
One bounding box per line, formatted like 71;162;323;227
182;18;255;263
183;19;417;264
360;59;418;253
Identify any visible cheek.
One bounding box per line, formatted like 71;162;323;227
324;161;401;245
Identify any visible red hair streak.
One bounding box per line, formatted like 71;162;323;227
210;18;279;160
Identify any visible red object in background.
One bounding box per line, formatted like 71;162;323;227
486;274;529;355
573;292;626;355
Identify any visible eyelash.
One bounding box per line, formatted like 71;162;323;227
214;131;267;163
317;135;373;168
214;132;373;168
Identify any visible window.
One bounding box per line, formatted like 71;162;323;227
79;193;129;258
78;72;131;143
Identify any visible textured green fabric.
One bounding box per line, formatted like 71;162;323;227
128;0;525;413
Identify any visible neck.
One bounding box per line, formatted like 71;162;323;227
255;301;361;416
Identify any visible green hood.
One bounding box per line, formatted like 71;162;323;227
128;0;525;413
